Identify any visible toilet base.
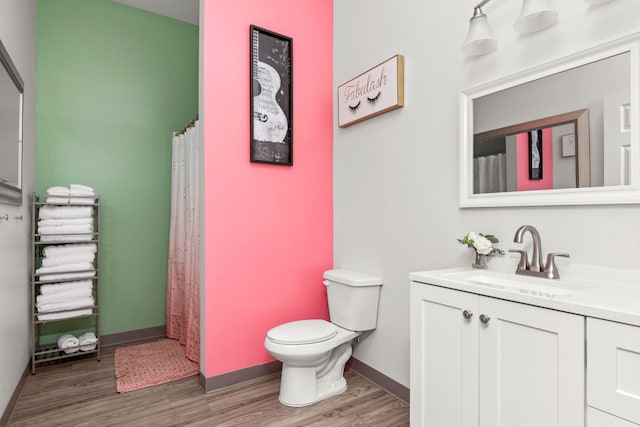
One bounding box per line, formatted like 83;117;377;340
279;376;347;407
278;342;352;407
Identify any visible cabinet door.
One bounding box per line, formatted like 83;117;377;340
479;297;585;427
588;407;640;427
410;283;478;427
588;318;640;425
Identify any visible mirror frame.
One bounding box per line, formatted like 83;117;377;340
459;31;640;207
0;38;24;206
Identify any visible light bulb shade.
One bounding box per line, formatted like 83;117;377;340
584;0;615;5
462;14;497;56
514;0;559;33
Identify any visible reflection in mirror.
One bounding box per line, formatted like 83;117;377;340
459;32;640;207
474;109;590;193
0;38;24;206
473;53;627;194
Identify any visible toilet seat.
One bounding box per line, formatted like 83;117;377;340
267;319;337;345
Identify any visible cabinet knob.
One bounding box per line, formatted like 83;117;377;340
462;310;473;320
479;314;491;324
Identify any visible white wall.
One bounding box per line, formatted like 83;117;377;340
553;123;578;189
0;0;36;416
334;0;640;388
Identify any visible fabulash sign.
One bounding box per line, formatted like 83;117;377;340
337;54;404;128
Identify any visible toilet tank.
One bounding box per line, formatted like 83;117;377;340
323;269;382;331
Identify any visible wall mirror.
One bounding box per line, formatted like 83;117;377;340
459;32;640;207
0;38;24;206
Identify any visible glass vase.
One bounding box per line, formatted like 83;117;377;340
472;251;488;269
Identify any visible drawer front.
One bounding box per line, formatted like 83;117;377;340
588;407;639;427
588;318;640;425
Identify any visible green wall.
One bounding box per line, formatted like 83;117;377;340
36;0;198;336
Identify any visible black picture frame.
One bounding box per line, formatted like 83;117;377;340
250;25;293;166
528;129;543;180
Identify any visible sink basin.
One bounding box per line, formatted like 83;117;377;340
440;270;593;298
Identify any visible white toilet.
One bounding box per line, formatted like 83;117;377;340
264;269;382;407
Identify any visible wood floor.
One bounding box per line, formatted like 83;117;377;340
8;343;409;426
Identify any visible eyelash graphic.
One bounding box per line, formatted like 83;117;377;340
348;101;361;112
367;92;381;105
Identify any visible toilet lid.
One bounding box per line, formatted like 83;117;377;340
267;319;338;345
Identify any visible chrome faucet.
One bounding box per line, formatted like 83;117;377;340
509;225;569;279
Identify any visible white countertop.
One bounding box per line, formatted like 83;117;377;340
410;261;640;327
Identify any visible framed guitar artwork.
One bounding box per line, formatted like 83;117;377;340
250;25;293;165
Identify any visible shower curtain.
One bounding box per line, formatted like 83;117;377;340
474;153;507;194
166;119;200;364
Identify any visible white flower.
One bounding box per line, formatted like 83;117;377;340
458;232;504;256
467;232;480;241
472;235;493;255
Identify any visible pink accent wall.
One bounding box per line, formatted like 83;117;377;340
202;1;333;377
516;128;554;191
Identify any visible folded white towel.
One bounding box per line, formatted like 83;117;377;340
70;184;95;194
39;206;93;220
40;235;94;243
47;186;70;197
78;332;97;351
57;334;80;354
46;196;71;205
40;280;93;295
41;252;95;268
37;309;93;321
42;243;97;258
37;288;93;304
69;197;95;205
37;271;96;282
37;296;95;312
69;189;95;197
36;262;93;276
38;224;93;235
45;196;96;205
38;218;93;227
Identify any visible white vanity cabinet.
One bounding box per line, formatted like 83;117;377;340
587;318;640;426
410;282;585;427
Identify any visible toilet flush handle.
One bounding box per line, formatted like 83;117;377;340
323;280;330;287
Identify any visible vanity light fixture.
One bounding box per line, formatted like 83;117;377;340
462;1;498;57
463;0;559;57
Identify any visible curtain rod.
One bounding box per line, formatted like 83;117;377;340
176;114;199;136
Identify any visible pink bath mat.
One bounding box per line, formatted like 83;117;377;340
114;338;199;393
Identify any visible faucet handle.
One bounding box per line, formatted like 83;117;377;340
508;249;529;272
544;252;570;279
